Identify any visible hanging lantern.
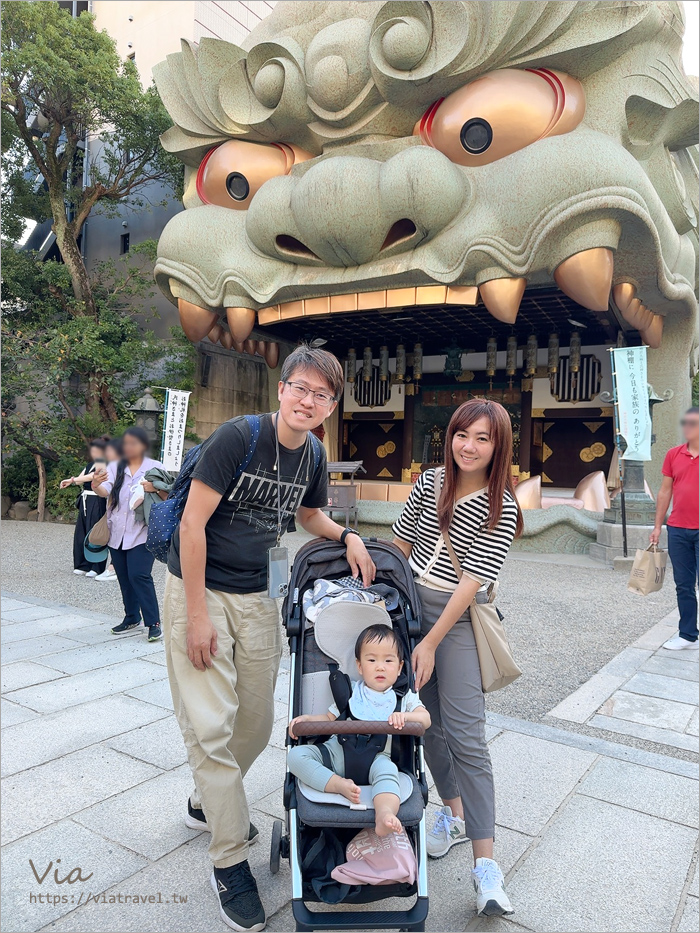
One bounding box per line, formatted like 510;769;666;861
486;336;498;377
379;346;389;381
569;330;581;373
506;336;518;376
413;343;423;380
525;334;538;376
547;332;560;374
395;343;406;382
347;347;357;384
363;346;373;382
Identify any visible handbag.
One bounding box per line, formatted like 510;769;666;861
627;544;667;596
88;512;110;547
433;468;521;692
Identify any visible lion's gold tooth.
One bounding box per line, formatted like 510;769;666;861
258;306;280;325
265;342;280;368
621;299;653;330
256;340;267;357
612;282;636;313
446;285;478;305
479;277;526;324
244;338;257;355
554;248;613;312
641;314;663;349
226;307;256;342
220;330;233;350
178;298;218;343
207;322;224;345
232;338;245;353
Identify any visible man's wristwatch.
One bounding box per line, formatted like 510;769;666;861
340;527;360;546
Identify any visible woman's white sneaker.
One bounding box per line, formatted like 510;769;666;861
472;857;513;916
426;806;468;858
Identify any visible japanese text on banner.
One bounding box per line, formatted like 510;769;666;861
161;390;191;471
611;347;652;461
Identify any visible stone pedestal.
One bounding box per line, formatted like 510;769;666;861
590;521;667;565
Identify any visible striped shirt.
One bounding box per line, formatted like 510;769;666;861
392;468;519;591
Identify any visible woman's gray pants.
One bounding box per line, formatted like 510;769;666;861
418;584;495;840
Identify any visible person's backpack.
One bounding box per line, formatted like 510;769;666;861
146;415;323;563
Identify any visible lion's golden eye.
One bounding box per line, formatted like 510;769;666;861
416;68;585;167
196;140;312;210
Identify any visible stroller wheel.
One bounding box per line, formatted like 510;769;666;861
270;819;283;874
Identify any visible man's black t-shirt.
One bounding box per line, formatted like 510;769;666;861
168;413;327;593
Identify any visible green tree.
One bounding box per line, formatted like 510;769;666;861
1;242;195;519
1;0;182;416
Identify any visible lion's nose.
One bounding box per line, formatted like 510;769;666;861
246;147;468;267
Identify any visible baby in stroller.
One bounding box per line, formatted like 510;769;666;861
288;623;431;838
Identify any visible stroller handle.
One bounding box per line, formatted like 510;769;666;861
292;720;425;737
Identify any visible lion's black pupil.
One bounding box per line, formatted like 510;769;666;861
226;172;249;201
460;118;493;154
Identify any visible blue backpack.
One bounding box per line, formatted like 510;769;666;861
146;415;322;564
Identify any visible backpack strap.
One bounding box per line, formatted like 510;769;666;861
233;414;261;481
328;662;352;720
308;431;323;473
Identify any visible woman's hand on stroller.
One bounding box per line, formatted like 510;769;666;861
412;640;436;691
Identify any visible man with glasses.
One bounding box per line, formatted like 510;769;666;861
163;344;375;931
651;407;699;651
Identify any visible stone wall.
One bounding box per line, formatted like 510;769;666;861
193;344;271;439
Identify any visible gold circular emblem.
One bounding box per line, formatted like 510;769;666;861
377;444;387;459
385;440;396;455
590;442;606;458
579;447;595;462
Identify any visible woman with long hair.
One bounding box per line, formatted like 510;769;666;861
393;399;523;918
92;427;167;640
93;438;122;582
60;437;110;577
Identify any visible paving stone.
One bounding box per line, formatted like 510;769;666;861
641;654;699;682
1;634;82;664
0;606;63;625
105;716;187;770
253;789;285;820
43;819;290;933
506;796;697;932
1;660;65;693
143;653;169;666
0;697;38;728
1;694;169;777
588;713;699;753
74;765;201;860
268;715;289;750
8;659;165;713
243;745;287;806
1;819;148;933
36;638;164;675
0;613;97;643
599;690;696;733
472;919;535;932
60;625;141;645
658;644;700;663
1;598;32;612
690;860;699;898
488;732;597;836
577;757;699;827
678;896;699;933
2;745;162;843
623;670;699;706
274;669;290;703
125;677;173;710
686;708;699;737
548;672;627;724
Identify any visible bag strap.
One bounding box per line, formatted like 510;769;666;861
433;467;463;579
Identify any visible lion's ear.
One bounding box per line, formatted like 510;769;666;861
625;95;698;151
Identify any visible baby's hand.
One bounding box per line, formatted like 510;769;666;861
388;711;406;729
288;715;310;739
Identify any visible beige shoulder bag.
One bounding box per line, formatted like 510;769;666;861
433;468;521;693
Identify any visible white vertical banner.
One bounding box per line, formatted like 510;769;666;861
161;389;191;471
611;347;652;461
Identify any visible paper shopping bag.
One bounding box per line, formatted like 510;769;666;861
627;545;667;596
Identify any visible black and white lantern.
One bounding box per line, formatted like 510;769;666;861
379;346;389;381
524;334;538;376
347;347;357;383
486;336;498;377
395;343;406;382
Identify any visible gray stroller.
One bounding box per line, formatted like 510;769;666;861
272;537;429;932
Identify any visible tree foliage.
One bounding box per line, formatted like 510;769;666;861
1;2;194;515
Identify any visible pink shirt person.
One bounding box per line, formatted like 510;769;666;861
101;456;164;549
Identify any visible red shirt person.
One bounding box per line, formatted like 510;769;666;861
651;408;699;649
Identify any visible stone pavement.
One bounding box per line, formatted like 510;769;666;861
1;593;697;933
